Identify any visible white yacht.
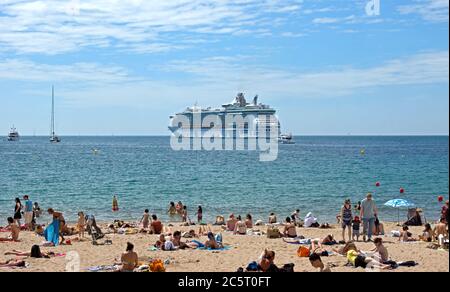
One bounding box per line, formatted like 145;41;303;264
7;126;19;141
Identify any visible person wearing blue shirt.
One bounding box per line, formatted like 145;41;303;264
23;195;33;231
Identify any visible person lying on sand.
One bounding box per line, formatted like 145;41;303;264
400;226;417;242
309;253;331;272
0;259;26;268
0;218;20;242
234;216;247;235
120;242;139;272
283;217;297;238
4;245;55;258
419;224;435;242
332;242;359;256
346;245;391;270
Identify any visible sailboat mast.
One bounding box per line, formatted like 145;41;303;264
51;85;55;136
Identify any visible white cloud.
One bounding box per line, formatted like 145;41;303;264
0;0;302;54
398;0;449;23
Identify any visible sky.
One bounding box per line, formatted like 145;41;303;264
0;0;448;136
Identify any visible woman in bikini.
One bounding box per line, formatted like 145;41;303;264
4;245;55;258
120;242;139;272
283;217;297;238
234;216;247;235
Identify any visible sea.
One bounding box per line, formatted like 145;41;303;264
0;136;448;224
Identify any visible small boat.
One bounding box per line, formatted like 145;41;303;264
7;126;19;141
278;133;295;144
50;86;61;143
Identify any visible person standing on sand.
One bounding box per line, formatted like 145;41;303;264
140;209;150;229
340;199;353;242
360;193;378;242
23;195;33;231
13;198;22;226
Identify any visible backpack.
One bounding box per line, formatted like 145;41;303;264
297;246;310;257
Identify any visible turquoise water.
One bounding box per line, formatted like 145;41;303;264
0;136;448;223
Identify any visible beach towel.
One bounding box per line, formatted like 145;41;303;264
284;238;311;245
197;246;231;251
86;265;118;272
44;219;60;246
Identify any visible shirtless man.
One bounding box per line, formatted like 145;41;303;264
120;242;139;272
0;218;20;242
434;218;448;239
225;214;238;232
47;208;66;244
309;253;331;272
372;238;389;263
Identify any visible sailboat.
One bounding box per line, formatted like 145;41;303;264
50;86;61;143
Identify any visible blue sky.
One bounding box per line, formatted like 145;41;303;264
0;0;448;135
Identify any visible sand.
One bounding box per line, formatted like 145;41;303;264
0;222;448;272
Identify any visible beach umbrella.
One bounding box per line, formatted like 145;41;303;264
384;199;415;225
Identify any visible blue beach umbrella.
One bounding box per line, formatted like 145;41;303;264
384;199;415;225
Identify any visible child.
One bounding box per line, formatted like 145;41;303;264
77;212;86;239
352;216;361;241
400;225;417;242
140;209;150;229
197;206;203;224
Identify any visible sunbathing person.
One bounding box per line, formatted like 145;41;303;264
268;213;277;224
234;216;247;235
283;217;297;238
346;245;390;270
258;250;279;272
419;224;434;242
4;245;55;258
223;214;238;231
154;234;166;250
370;238;389;263
172;231;189;249
205;232;222;249
245;214;253;229
0;218;20;242
0;259;26;268
400;226;417;242
120;242;139;272
309;253;331;272
333;242;359;256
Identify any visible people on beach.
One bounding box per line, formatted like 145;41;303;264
4;245;55;258
373;215;385;236
309;253;331;272
150;215;163;234
0;217;20;242
360;193;378;242
234;216;247;235
291;209;300;224
304;212;319;228
168;202;177;216
340;199;353;242
268;213;277;224
205;232;222;249
13;198;22;226
371;237;389;263
258;250;279;272
120;242;138;272
182;206;188;223
23;195;33;231
245;214;253;229
140;209;150;229
0;259;26;268
441;200;449;224
352;216;361;241
47;208;66;244
400;225;417;242
418;224;434;242
434;218;448;239
346;244;390;270
77;212;86;239
283;217;297;238
33;202;41;223
197;206;203;224
176;201;184;215
224;214;238;231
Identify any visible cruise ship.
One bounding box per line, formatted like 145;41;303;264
7;126;19;141
169;93;280;138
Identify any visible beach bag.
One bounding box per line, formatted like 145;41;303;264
297;246;310;257
266;226;281;239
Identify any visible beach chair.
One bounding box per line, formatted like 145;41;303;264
86;215;104;242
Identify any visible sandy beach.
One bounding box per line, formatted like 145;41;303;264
0;221;448;272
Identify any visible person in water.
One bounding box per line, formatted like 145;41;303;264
0;217;20;242
4;245;55;258
182;206;188;223
197;206;203;224
120;242;138;272
168;202;177;216
112;195;119;212
283;217;297;238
